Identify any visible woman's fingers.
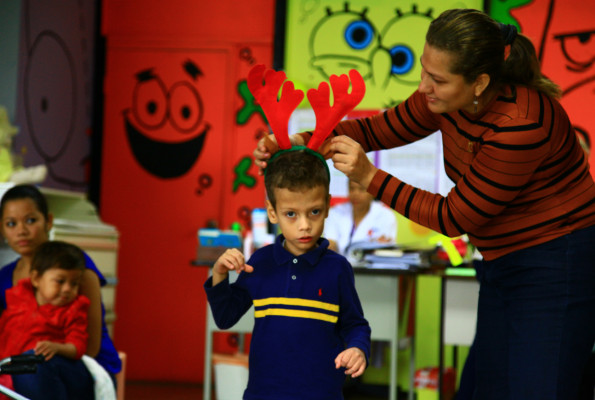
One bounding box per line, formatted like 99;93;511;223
330;136;364;174
253;134;279;175
330;136;378;188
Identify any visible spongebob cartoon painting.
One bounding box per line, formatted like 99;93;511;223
284;0;483;109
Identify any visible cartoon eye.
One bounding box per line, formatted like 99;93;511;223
344;20;375;50
132;75;168;130
379;8;433;84
168;81;203;133
309;6;377;77
554;30;595;72
389;45;414;75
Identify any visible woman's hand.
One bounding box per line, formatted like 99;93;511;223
330;136;378;188
253;134;278;175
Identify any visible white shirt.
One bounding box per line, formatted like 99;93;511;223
324;201;397;256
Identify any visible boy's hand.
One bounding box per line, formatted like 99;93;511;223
335;347;366;378
34;341;60;361
212;248;254;285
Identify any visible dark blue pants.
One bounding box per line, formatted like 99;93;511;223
469;226;595;400
11;350;94;400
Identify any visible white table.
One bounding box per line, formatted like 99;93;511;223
437;269;479;399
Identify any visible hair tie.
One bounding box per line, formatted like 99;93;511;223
499;23;518;46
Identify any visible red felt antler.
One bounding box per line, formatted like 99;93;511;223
247;64;304;150
306;69;365;151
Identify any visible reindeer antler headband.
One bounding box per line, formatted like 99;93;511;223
247;64;365;176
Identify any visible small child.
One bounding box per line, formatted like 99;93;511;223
0;240;94;399
204;148;371;400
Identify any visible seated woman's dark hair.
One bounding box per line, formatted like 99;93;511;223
426;8;560;98
0;184;49;219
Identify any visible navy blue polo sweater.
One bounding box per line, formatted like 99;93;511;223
204;235;371;400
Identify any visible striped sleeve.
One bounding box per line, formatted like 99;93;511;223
333;90;440;152
339;88;595;260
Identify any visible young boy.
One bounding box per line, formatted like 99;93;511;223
204;148;371;400
0;240;94;399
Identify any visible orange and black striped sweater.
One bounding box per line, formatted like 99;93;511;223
329;86;595;260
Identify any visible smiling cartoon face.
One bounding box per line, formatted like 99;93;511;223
297;2;452;109
123;60;210;179
309;7;377;79
512;0;595;174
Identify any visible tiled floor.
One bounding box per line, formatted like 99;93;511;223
124;380;401;400
125;381;204;400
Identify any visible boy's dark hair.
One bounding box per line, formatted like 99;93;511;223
32;241;86;276
264;149;330;208
0;184;49;219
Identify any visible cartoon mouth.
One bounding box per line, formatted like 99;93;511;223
124;110;209;178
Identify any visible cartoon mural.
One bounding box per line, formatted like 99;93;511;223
491;0;595;176
124;61;210;179
284;0;483;109
100;40;271;379
15;0;97;189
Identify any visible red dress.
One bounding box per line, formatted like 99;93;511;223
0;278;89;359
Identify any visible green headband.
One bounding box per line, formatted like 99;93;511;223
266;145;330;180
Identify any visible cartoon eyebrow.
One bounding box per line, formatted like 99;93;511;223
553;29;595;40
183;60;203;81
136;68;157;82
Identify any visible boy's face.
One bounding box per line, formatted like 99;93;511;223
31;266;83;307
266;185;330;256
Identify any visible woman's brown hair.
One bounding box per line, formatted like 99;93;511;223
426;8;561;99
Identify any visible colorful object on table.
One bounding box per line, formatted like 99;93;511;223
429;235;467;266
198;228;242;248
414;366;456;398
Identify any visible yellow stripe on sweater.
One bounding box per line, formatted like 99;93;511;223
253;297;339;312
254;308;338;323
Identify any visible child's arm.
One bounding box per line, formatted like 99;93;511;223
50;295;90;361
212;248;254;286
335;347;367;378
34;341;78;361
78;267;102;357
336;259;372;375
205;248;255;330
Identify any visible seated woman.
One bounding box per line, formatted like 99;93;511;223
324;179;397;257
0;184;122;393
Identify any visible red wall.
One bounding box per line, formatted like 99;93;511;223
100;0;274;381
511;0;595;176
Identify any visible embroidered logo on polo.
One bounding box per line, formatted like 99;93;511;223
253;297;339;323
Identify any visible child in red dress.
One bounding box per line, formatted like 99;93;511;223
0;241;93;400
